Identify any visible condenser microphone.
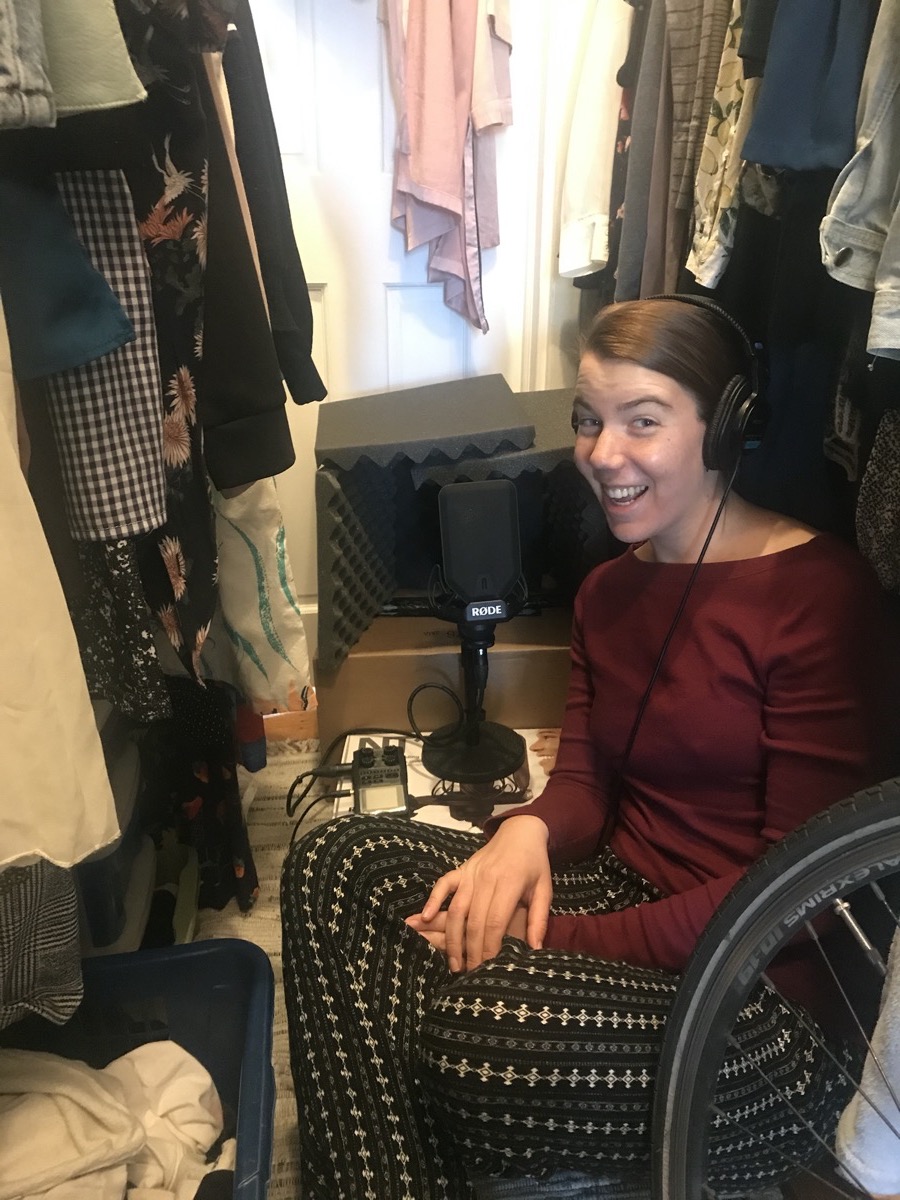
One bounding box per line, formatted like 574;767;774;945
437;480;522;622
423;480;526;785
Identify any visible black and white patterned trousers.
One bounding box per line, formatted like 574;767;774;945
281;815;848;1200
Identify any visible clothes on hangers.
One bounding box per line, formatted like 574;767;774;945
740;0;878;172
614;0;667;301
0;167;134;380
0;0;55;128
221;1;326;408
39;0;145;121
0;299;119;870
557;0;632;279
211;480;312;716
0;0;146;132
686;4;761;289
820;0;900;361
44;169;166;542
737;0;780;78
857;405;900;595
0;862;82;1030
381;0;512;332
195;55;296;491
665;0;732;218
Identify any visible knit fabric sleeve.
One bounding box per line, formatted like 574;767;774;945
540;547;893;972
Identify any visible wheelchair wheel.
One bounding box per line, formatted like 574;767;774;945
652;779;900;1200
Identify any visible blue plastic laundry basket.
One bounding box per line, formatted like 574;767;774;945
1;938;275;1200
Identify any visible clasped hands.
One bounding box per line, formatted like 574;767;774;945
404;814;552;974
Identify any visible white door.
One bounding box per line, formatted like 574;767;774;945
251;0;596;641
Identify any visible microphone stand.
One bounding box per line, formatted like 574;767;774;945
421;614;526;786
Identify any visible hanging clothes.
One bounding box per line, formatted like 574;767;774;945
572;0;652;321
0;861;82;1030
820;0;900;361
639;29;673;295
381;0;512;332
557;0;633;279
740;0;879;172
665;0;732;211
212;480;312;715
615;0;667;301
737;0;780;78
0;167;134;381
0;300;118;870
72;539;174;724
686;4;761;290
221;0;327;408
857;405;900;595
195;56;297;490
198;50;314;713
18;363;173;725
835;928;900;1195
115;0;220;680
140;677;260;913
43;169;166;542
0;0;54;129
40;0;145;120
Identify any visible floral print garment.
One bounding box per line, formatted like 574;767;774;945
685;1;761;289
140;675;260;913
116;0;222;679
73;539;172;724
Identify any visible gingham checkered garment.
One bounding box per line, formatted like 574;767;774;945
45;170;166;541
0;859;82;1030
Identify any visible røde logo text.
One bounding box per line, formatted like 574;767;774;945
466;601;506;619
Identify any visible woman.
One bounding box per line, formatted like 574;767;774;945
282;299;894;1200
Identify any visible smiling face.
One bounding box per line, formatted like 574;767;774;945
573;353;725;563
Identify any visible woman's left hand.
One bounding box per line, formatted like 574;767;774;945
406;906;528;963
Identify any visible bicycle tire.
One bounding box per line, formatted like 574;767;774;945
651;779;900;1200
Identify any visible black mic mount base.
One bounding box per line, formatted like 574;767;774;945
421;720;526;786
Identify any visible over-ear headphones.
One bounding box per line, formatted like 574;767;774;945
646;294;767;474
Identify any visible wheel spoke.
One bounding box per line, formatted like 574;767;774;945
757;974;900;1140
707;1102;867;1200
651;785;900;1200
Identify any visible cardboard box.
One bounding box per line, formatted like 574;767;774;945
315;608;574;751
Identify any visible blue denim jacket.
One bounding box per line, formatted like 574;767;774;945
820;0;900;360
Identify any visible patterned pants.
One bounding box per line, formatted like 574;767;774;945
281;815;848;1200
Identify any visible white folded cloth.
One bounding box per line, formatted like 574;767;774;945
0;1042;227;1200
103;1042;223;1193
0;1049;143;1198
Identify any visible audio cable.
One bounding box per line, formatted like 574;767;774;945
599;455;741;847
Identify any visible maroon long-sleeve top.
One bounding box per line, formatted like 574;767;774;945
489;535;894;979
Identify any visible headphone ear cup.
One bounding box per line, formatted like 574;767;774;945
703;376;752;472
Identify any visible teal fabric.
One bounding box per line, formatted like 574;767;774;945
0;168;133;379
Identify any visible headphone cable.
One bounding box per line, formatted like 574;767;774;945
599;455;741;848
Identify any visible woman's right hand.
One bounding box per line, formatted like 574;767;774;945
413;815;552;974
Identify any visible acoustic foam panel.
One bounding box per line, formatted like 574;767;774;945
314;374;534;471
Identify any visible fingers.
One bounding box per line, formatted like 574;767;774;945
466;881;519;970
405;911;447;933
421;870;460;921
420;930;446;954
405;919;447;955
526;875;552;950
444;875;473;974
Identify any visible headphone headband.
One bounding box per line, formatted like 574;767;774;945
645;293;760;398
642;293;765;472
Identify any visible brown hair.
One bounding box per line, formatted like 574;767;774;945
582;299;746;424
